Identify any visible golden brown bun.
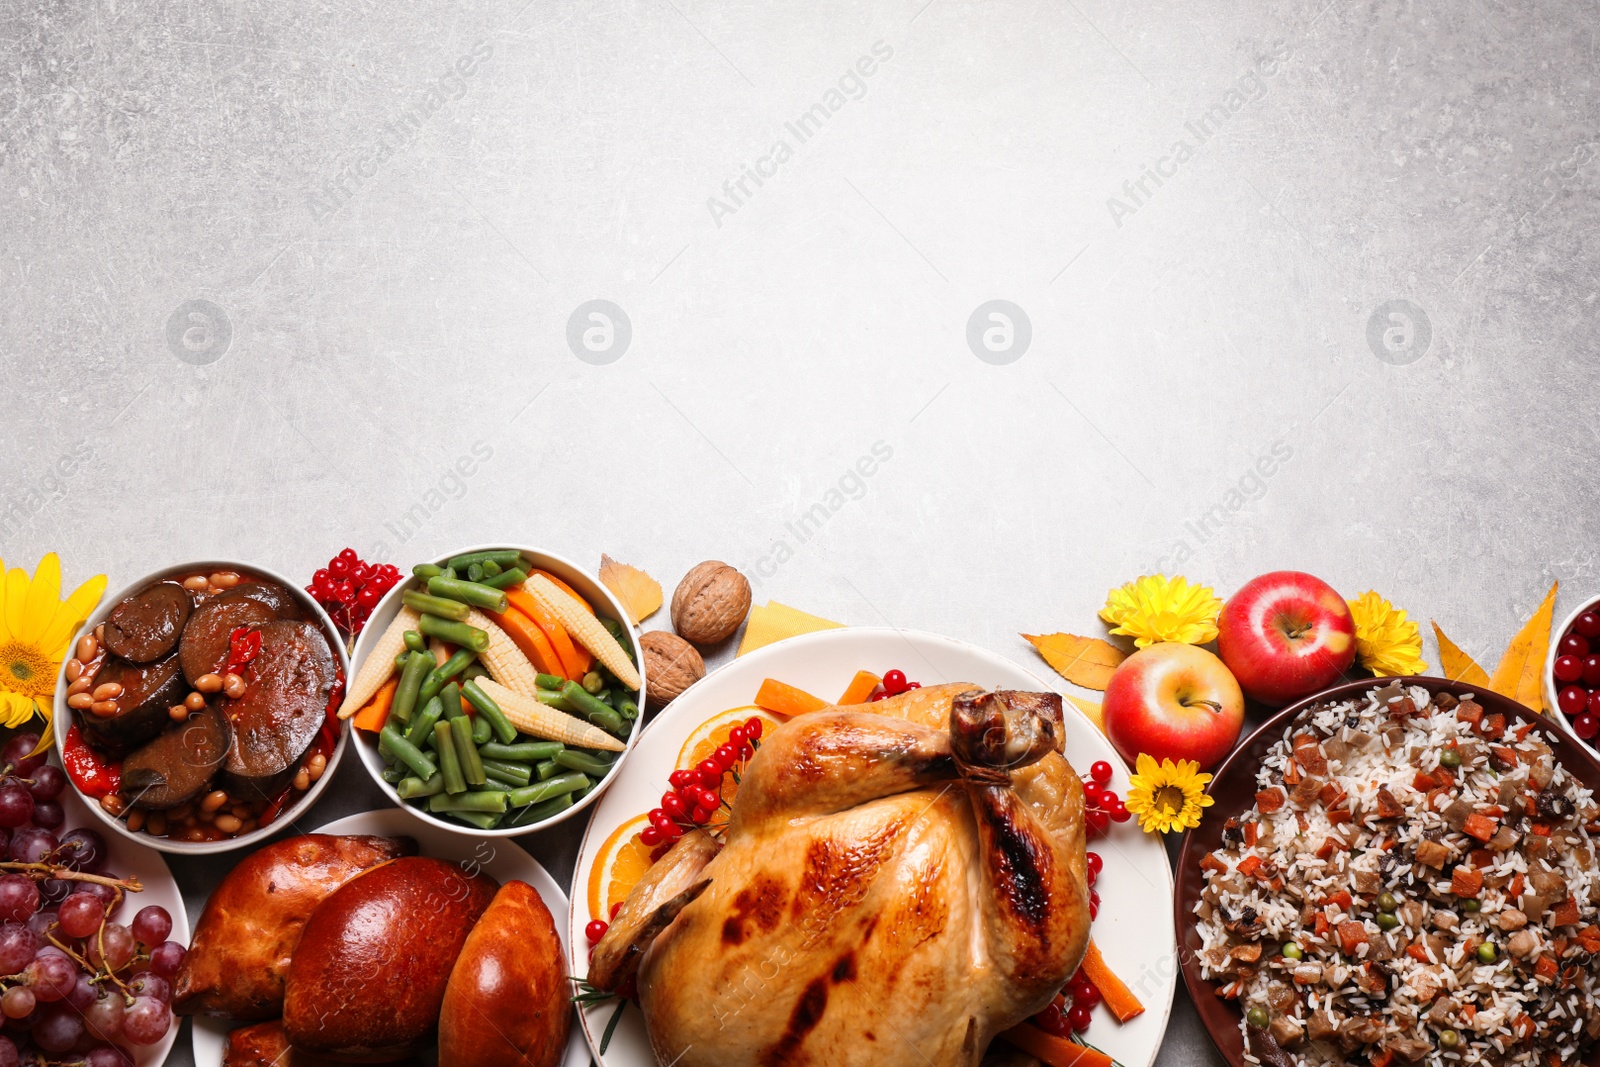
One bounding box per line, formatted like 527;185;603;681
174;834;416;1019
439;880;571;1067
283;856;498;1062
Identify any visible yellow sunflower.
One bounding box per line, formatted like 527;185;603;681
1347;591;1427;677
1124;753;1214;834
1099;574;1223;648
0;554;106;738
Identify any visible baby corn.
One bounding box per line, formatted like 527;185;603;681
523;575;642;690
340;606;421;719
475;677;625;752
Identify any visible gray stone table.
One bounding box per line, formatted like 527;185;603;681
4;0;1598;1063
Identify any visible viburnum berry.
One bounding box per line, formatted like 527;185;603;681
585;920;608;944
882;670;908;694
744;718;763;740
669;769;695;790
1090;761;1113;785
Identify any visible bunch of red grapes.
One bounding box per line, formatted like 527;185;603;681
0;733;186;1066
1553;610;1600;740
306;549;402;639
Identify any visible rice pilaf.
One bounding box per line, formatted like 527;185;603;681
1196;682;1600;1067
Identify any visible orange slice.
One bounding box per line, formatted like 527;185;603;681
586;814;654;923
676;705;783;808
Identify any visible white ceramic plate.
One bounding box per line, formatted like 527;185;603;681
57;784;190;1066
568;627;1176;1067
190;807;588;1067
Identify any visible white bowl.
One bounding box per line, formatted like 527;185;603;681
349;544;646;838
1543;590;1600;747
53;559;351;855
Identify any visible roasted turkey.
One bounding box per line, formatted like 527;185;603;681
589;683;1091;1067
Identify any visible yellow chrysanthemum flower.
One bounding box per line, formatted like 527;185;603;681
1099;574;1223;649
1124;753;1214;834
1347;591;1428;677
0;554;106;740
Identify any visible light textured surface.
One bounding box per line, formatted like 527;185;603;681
4;0;1599;1062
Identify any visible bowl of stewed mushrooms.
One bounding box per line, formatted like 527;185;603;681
53;560;350;854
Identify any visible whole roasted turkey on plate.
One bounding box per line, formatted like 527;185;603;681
589;682;1092;1067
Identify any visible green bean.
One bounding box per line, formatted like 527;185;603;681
403;629;427;654
462;663;489;681
471;714;492;745
570;784;593;802
397;773;445;799
447;549;523;571
429;790;507;814
461;679;517;745
600;616;628;644
535;673;566;691
509;773;590;807
506;793;573;826
378;730;394;760
534;759;561;781
405;695;445;747
582;672;605;695
481;758;533;786
417;614;490;652
613;695;640;721
466;562;485;583
450;718;486;786
481;559;503;578
392;650;433;724
435;722;466;794
441;565;457;580
561;680;625;732
402;590;470;622
554;749;616;777
412;563;444;580
480;567;527;590
426;576;509;613
420;649;476;702
534;688;574;713
394;652;410;670
481;741;564;762
441;684;467;720
381;723;438;780
449;809;504;830
380;765;406;784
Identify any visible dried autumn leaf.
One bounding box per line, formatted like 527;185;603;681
1064;694;1106;733
1430;622;1490;688
1022;633;1127;692
598;554;662;624
1488;582;1558;714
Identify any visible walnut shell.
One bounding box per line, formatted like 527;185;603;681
640;631;705;708
670;561;751;646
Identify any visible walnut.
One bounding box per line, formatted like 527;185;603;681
670;561;751;646
640;631;705;708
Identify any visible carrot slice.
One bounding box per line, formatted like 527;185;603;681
838;670;881;705
755;679;828;718
492;606;565;678
999;1024;1112;1067
505;588;591;679
1081;939;1144;1023
351;678;398;733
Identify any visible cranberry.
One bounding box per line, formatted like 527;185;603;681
1069;970;1094;997
639;826;662;846
744;718;763;740
1082;783;1104;808
1560;633;1592;659
1085;852;1103;877
1085;809;1109;837
1576;714;1600;741
328;557;351;578
585;920;608;944
869;691;888;701
728;726;747;746
1589;690;1600;717
1560;686;1589;717
713;744;738;769
1068;1004;1093;1031
1086;863;1097;888
662;793;686;818
1584;656;1600;687
1032;1007;1071;1037
669;770;695;790
1555;655;1585;683
1578;612;1600;638
882;670;908;695
610;901;624;919
1073;983;1102;1010
1106;798;1130;822
1090;761;1113;785
904;681;921;690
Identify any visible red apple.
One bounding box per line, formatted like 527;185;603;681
1101;643;1245;770
1217;570;1356;706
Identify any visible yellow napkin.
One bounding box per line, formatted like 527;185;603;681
737;600;844;656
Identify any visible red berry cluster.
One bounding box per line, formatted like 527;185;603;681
869;669;921;701
1083;760;1130;837
645;718;763;851
307;548;401;638
1554;611;1600;740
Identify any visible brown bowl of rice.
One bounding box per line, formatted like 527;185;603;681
1176;677;1600;1067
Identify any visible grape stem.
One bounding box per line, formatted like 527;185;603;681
45;931;134;1002
0;863;142;892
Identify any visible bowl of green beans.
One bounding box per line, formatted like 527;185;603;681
347;544;647;837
